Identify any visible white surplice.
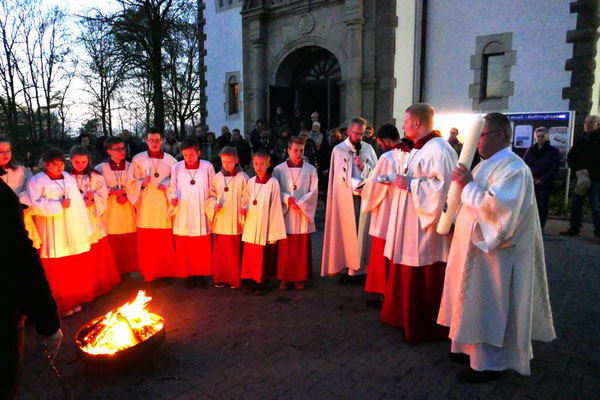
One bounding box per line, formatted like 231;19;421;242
3;165;40;247
205;170;249;235
2;165;32;195
437;147;556;375
72;172;109;244
272;161;318;234
241;176;287;245
322;138;377;276
169;160;215;236
27;172;92;258
127;152;177;229
361;148;408;239
384;136;456;266
96;161;137;235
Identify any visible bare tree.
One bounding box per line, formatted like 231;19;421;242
79;14;128;137
96;0;192;133
163;3;201;138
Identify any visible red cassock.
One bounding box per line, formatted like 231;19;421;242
42;253;91;312
277;234;312;282
380;262;449;344
212;234;242;287
107;232;138;274
87;237;121;299
137;228;176;282
364;236;389;296
241;242;277;284
174;235;212;277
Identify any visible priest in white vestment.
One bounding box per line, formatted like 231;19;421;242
361;124;411;306
437;112;556;383
322;117;377;279
381;103;456;343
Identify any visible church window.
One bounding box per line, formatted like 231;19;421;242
215;0;241;12
469;33;516;111
224;71;241;120
228;76;239;115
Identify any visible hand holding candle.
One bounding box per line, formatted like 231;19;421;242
436;119;483;235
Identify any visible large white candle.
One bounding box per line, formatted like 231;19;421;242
436;119;483;235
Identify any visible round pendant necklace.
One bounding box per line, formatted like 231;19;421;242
223;175;233;192
151;157;160;178
289;166;301;191
252;179;265;206
187;166;197;185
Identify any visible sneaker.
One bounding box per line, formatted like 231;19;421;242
559;228;579;237
279;281;290;290
61;309;74;317
73;305;82;313
230;285;240;289
294;282;305;290
214;283;226;288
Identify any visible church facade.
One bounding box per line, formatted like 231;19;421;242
202;0;598;136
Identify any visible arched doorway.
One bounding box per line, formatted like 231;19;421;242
270;46;341;133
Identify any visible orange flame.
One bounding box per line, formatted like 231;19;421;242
79;290;164;355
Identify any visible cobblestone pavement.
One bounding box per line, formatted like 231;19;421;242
18;215;600;400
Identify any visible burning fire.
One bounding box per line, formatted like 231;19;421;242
78;291;164;355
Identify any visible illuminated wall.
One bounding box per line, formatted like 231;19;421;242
424;0;576;114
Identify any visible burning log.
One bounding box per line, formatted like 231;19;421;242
75;291;165;367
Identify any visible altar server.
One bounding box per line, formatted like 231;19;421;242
205;146;248;288
381;103;456;343
96;136;138;275
27;148;93;315
273;136;318;290
127;128;177;282
241;150;287;294
360;125;410;306
438;112;556;382
0;138;39;247
68;146;120;299
321;117;377;280
169;137;215;288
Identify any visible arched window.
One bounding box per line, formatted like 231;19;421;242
228;75;239;116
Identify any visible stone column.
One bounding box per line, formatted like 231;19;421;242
251;39;267;124
344;0;364;122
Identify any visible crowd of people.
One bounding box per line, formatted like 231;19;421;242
12;103;600;396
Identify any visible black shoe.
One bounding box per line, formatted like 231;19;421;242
254;283;271;296
448;352;470;366
559;228;579;237
456;368;503;383
365;297;384;309
339;274;351;285
244;281;258;293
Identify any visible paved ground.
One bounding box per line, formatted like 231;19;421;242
18;211;600;400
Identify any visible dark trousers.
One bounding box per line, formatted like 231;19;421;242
534;185;552;229
569;178;600;236
0;320;25;400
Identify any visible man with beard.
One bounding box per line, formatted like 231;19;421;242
321;117;377;282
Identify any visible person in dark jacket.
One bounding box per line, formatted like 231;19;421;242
0;167;62;399
560;115;600;241
231;129;252;170
523;126;560;230
299;128;318;168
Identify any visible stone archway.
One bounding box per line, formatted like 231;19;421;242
270;46;342;133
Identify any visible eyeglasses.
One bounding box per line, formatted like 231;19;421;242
480;129;502;137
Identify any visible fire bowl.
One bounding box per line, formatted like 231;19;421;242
75;314;166;368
